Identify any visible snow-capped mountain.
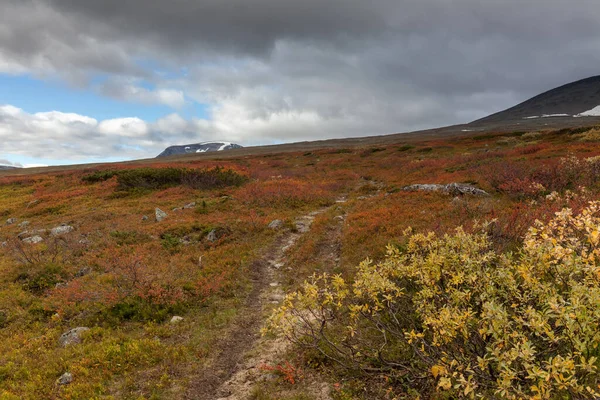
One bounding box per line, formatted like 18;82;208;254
157;142;243;158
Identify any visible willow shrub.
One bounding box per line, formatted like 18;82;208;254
265;202;600;399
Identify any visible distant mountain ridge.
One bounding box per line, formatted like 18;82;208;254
157;142;243;158
472;75;600;124
0;165;19;170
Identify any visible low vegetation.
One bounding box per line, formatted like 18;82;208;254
266;203;600;398
1;126;600;398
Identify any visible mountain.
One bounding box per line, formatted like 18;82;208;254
472;75;600;124
157;142;243;158
0;165;19;170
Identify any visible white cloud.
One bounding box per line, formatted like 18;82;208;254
97;117;148;137
96;79;186;108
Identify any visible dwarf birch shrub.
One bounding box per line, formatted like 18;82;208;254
265;202;600;398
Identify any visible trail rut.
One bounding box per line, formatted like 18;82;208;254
185;203;344;400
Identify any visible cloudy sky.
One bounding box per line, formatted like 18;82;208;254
1;0;600;166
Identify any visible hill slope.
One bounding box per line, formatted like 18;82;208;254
473;75;600;124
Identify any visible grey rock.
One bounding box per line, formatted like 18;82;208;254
75;267;92;277
1;241;7;247
206;229;217;242
6;218;17;225
172;207;182;212
183;202;196;209
18;221;29;228
57;372;73;385
51;225;74;236
155;208;168;222
142;215;149;221
267;219;283;230
170;316;184;324
55;282;68;289
269;293;285;302
23;236;43;244
26;199;40;208
403;183;489;197
58;327;90;347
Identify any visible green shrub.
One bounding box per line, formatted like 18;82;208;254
266;202;600;398
81;170;118;183
112;167;247;191
398;145;415;152
16;263;66;294
110;230;151;246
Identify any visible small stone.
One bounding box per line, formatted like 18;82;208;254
206;229;217;242
183;202;196;209
55;282;68;289
75;267;92;277
267;219;283;230
155;208;168;222
23;236;43;244
170;316;184;324
269;294;285;302
18;221;30;228
6;218;16;225
0;241;7;247
269;282;279;287
172;207;182;212
57;372;73;385
142;215;149;221
58;327;90;347
51;225;74;236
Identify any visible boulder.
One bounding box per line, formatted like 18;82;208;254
58;327;90;347
57;372;73;385
155;208;168;222
206;229;218;242
183;202;196;209
170;316;184;324
23;236;43;244
75;267;92;277
5;218;16;225
51;225;74;236
18;221;29;228
403;183;489;197
267;219;283;230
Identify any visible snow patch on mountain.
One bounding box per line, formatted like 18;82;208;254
576;105;600;117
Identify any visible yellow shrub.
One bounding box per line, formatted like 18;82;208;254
265;202;600;398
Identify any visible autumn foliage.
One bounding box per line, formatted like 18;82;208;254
266;203;600;398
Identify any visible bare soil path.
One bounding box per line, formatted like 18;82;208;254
185;203;345;400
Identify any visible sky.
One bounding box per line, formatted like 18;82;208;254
2;0;600;166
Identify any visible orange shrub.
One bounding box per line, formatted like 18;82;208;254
236;178;334;208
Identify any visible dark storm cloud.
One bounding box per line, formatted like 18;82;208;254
2;0;600;160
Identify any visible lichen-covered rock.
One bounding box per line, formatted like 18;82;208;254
403;183;489;196
155;208;168;222
23;236;43;244
206;229;217;242
183;202;196;209
58;327;90;347
268;219;283;230
51;224;74;236
57;372;73;385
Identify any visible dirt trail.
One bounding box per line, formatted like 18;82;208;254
185;202;345;400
